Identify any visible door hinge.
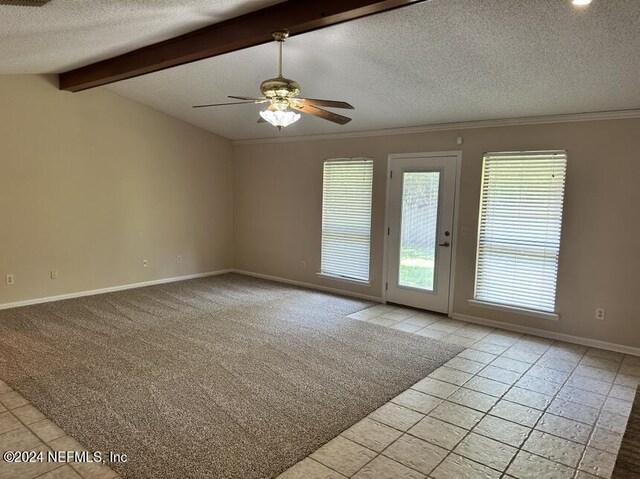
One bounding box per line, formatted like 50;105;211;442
385;282;388;291
387;227;390;236
390;170;393;178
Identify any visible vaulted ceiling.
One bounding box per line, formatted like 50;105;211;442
2;0;640;140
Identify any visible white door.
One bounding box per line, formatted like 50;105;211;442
385;154;458;313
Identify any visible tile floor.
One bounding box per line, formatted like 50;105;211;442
1;304;637;479
278;304;639;479
0;382;120;478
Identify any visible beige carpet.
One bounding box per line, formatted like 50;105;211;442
0;273;463;478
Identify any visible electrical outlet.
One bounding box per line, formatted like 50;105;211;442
595;308;606;320
300;260;306;270
142;259;149;268
176;255;183;264
50;270;58;280
6;274;15;285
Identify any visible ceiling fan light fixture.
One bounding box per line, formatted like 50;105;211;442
192;30;353;127
259;109;301;129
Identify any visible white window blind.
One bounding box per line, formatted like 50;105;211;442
474;151;567;313
321;159;373;282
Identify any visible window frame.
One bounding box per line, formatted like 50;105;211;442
319;158;374;285
470;150;567;320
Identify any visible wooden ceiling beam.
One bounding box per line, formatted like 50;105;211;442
58;0;427;92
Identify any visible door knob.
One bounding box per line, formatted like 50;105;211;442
439;242;450;247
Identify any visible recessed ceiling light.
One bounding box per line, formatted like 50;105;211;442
572;0;592;6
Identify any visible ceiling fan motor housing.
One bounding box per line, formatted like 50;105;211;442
260;76;300;107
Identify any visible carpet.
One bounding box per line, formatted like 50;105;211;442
0;273;463;478
612;386;640;478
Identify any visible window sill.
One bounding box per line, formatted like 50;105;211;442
317;273;370;286
468;299;559;321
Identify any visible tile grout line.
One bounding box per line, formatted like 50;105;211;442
308;308;636;479
322;309;479;477
394;315;627;449
399;324;507;476
345;325;528;477
452;334;560;477
382;323;549;476
477;339;556;477
497;342;587;478
487;341;630;477
431;335;631;478
330;317;495;477
572;353;626;479
314;312;465;477
396;333;596;476
408;329;513;477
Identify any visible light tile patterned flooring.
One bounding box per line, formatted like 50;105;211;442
0;378;120;479
279;304;640;479
1;304;638;479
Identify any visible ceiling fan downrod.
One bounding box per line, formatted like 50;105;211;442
272;30;289;78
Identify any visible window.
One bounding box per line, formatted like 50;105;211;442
321;159;373;282
474;151;567;315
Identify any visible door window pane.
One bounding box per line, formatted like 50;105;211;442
398;171;440;290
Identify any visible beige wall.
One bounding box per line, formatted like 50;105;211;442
0;75;234;304
233;119;640;348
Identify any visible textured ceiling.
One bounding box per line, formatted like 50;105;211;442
0;0;279;72
2;0;640;140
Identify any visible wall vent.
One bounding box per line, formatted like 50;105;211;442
0;0;53;6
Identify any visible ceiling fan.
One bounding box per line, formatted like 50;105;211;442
193;30;354;130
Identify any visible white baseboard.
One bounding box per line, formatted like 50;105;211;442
451;312;640;357
233;269;384;303
0;269;234;310
1;268;380;311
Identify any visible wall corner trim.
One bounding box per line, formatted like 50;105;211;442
450;312;640;357
0;269;234;310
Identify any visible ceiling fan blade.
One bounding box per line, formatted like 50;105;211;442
193;101;256;108
290;103;352;125
228;95;269;102
298;98;354;110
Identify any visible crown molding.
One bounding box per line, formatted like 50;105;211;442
231;109;640;146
